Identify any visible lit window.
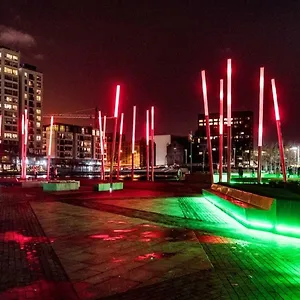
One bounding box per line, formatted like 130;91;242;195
37;89;41;95
24;93;28;99
24;72;28;77
36;135;41;141
36;109;41;115
13;55;18;61
5;97;12;102
4;104;12;109
36;95;41;101
4;67;12;74
6;53;13;60
12;105;17;110
36;116;41;121
12;70;18;76
36;122;41;128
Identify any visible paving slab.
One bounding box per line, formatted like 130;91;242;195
31;201;212;299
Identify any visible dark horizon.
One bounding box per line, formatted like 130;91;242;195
1;0;300;142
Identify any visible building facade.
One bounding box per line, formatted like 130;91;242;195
19;63;43;156
195;111;253;167
43;123;100;162
0;47;20;169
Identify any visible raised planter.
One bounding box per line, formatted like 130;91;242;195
42;181;80;192
22;181;48;188
94;182;124;192
203;183;300;237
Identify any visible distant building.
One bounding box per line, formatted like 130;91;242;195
0;47;20;169
195;111;253;167
43;123;100;162
155;134;189;166
19;63;43;156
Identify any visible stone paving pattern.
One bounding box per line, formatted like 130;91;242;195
2;186;300;299
31;202;212;299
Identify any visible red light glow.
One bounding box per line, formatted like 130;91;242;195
271;79;280;121
0;115;2;137
48;116;54;156
98;111;104;155
114;85;120;118
120;112;124;135
219;79;224;135
227;58;232;126
258;67;264;146
24;109;28;145
146;110;149;146
201;70;209;116
151;106;154;131
132;106;136;154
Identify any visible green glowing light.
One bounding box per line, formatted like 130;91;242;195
276;225;300;235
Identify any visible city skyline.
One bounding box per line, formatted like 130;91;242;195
1;1;300;141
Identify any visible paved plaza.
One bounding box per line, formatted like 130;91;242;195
1;185;300;299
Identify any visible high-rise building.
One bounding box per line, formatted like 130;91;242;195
195;111;254;167
19;63;43;156
0;47;20;166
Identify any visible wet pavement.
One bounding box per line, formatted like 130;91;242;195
1;187;300;299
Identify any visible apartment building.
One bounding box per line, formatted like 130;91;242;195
19;63;43;156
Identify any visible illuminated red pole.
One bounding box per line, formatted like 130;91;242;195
102;115;107;179
219;79;224;182
271;79;287;183
47;116;54;180
21;113;25;179
257;67;264;183
117;112;124;180
131;106;136;181
227;59;232;183
21;109;28;179
146;110;150;181
201;70;214;184
98;111;105;181
151;106;155;181
110;85;120;189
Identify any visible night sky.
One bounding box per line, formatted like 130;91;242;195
1;0;300;143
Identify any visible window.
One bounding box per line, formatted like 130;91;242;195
4;67;12;74
6;53;13;60
5;96;12;102
36;135;41;141
36;89;41;95
24;93;28;99
36;109;41;115
36;122;41;128
4;104;12;109
36;116;41;121
12;105;17;110
36;95;41;101
12;70;18;76
24;72;28;77
13;55;18;61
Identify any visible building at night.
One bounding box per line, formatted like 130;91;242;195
43;123;100;162
19;63;43;156
195;111;254;167
0;47;20;169
155;134;189;166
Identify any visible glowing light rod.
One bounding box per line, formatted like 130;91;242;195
131;106;136;181
146;109;149;181
227;58;232;183
47;116;54;180
219;79;224;182
151;106;155;181
257;67;264;183
117;112;124;180
201;70;214;184
271;78;287;183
